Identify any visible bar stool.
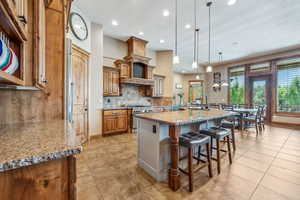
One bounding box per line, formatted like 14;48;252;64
179;132;213;192
221;118;238;151
199;127;232;174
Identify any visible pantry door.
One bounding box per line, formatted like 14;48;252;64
71;45;89;144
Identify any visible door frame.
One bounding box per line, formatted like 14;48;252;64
248;75;272;122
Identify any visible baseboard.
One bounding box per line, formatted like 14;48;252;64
271;122;300;130
89;134;102;140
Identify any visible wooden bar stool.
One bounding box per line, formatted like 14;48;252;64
179;132;213;192
199;127;232;174
221;118;238;151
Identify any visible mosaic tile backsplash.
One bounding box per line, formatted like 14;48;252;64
104;85;152;108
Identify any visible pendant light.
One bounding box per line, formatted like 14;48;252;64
219;52;229;86
206;1;213;73
192;0;198;69
173;0;180;64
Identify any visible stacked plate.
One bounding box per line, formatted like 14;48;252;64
0;39;19;75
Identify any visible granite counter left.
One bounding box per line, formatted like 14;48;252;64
0;120;83;200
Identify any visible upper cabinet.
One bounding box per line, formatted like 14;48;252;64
153;75;165;97
33;0;47;88
103;66;120;97
115;60;130;79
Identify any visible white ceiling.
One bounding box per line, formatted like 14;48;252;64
74;0;300;73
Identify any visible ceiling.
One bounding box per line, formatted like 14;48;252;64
74;0;300;73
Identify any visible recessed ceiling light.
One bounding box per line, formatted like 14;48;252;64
112;20;118;26
163;10;170;17
227;0;237;6
138;31;144;36
185;24;191;29
159;39;165;43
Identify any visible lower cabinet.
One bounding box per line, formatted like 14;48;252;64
103;109;129;135
0;156;76;200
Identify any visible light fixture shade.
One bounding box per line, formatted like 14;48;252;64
192;61;197;69
173;55;180;64
212;83;219;88
221;82;229;87
196;75;200;80
228;0;237;6
206;65;213;72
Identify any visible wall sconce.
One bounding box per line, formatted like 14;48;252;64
212;80;228;92
175;83;183;89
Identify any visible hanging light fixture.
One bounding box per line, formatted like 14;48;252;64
206;1;213;73
218;52;229;86
173;0;180;64
192;0;198;69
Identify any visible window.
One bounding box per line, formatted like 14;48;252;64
229;67;245;104
276;58;300;113
249;62;271;73
189;81;204;103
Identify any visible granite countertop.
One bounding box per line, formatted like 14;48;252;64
0;120;83;172
134;109;237;125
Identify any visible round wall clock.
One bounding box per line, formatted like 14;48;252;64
70;12;88;41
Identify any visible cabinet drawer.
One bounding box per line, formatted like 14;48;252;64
104;109;127;116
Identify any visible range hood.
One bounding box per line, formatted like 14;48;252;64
115;37;154;86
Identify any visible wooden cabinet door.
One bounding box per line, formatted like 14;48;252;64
72;46;89;144
103;116;117;134
111;70;120;96
116;115;128;132
103;70;110;96
120;63;130;79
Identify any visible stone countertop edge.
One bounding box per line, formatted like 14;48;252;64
134;112;237;126
0;146;83;172
103;107;130;110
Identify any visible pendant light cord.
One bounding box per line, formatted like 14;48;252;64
193;0;197;62
175;0;178;56
207;1;212;65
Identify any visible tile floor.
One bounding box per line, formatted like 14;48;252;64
76;125;300;200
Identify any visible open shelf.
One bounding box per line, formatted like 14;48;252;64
0;1;26;86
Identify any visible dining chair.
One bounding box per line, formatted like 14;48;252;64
242;106;262;136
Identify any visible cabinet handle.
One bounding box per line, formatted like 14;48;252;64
18;15;28;25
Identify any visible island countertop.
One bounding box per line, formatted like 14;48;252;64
0;120;83;172
134;109;237;125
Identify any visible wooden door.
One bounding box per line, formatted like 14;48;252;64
249;76;272;122
72;46;89;143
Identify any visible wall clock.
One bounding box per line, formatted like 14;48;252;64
70;12;88;41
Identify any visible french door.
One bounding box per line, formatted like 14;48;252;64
249;76;272;122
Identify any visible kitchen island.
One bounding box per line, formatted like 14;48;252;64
0;120;83;200
134;109;236;191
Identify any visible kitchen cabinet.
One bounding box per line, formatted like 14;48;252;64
115;60;130;79
153;75;165;97
103;109;129;135
103;66;120;96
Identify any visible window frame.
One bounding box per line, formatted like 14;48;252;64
228;66;246;105
274;56;300;117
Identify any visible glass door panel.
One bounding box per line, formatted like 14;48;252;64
252;80;267;106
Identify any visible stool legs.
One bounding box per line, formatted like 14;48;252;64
227;136;232;164
188;147;193;192
206;143;213;178
231;127;236;151
216;139;221;174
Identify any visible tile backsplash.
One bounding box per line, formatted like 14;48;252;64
103;85;152;108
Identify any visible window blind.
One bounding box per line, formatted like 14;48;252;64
276;58;300;112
